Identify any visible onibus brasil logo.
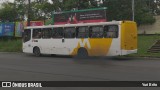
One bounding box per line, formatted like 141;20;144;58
1;82;42;88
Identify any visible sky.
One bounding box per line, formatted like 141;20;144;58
9;0;14;2
0;0;52;3
0;0;14;3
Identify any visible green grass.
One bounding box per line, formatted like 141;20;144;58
0;39;22;52
0;35;160;57
129;35;160;57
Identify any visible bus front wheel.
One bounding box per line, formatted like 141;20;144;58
33;47;41;57
77;48;88;58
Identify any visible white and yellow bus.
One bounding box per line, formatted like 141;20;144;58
23;21;137;57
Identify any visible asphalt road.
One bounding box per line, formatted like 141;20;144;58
0;52;160;90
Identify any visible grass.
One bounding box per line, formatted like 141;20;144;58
0;35;160;57
129;34;160;57
0;38;22;52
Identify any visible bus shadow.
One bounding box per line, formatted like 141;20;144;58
72;56;135;66
73;56;136;61
72;57;110;66
23;53;136;62
23;53;72;58
110;56;137;61
73;56;135;67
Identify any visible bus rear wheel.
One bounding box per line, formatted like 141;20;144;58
77;48;88;58
33;47;41;57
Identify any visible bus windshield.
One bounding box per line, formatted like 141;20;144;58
23;29;31;42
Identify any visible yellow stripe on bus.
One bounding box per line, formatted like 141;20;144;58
71;38;113;56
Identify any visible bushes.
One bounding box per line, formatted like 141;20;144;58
0;38;22;52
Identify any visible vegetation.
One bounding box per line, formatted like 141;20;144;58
129;35;160;57
0;2;17;22
0;39;22;52
0;0;159;25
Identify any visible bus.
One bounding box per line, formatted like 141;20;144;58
23;21;137;57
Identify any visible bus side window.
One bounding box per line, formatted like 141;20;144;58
76;26;89;38
23;29;31;42
104;25;118;38
32;29;42;39
104;26;108;38
52;27;63;38
42;28;52;39
90;26;103;38
64;27;76;38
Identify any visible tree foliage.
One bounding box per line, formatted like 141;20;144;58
27;0;53;21
0;0;158;25
0;3;17;22
50;0;156;25
14;0;27;21
151;0;160;15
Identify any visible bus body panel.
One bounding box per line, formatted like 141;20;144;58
32;39;70;55
121;21;137;55
107;38;121;56
23;41;33;53
70;38;113;56
23;21;137;56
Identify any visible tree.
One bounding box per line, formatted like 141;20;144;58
135;0;155;25
49;0;156;25
0;0;156;25
50;0;64;11
51;0;96;11
100;0;155;25
14;0;27;21
147;0;160;15
0;2;17;22
31;0;53;20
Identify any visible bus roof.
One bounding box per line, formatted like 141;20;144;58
25;21;133;29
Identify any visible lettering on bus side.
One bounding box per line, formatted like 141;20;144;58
78;39;91;49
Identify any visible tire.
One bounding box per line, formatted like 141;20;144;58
51;54;56;57
77;48;88;58
33;47;41;57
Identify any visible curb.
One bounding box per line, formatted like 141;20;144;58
0;52;22;54
123;56;160;60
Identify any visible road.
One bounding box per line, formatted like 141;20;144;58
0;52;160;90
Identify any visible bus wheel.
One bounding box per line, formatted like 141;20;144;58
33;47;41;57
77;48;88;58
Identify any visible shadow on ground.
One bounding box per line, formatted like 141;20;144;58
23;53;136;61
